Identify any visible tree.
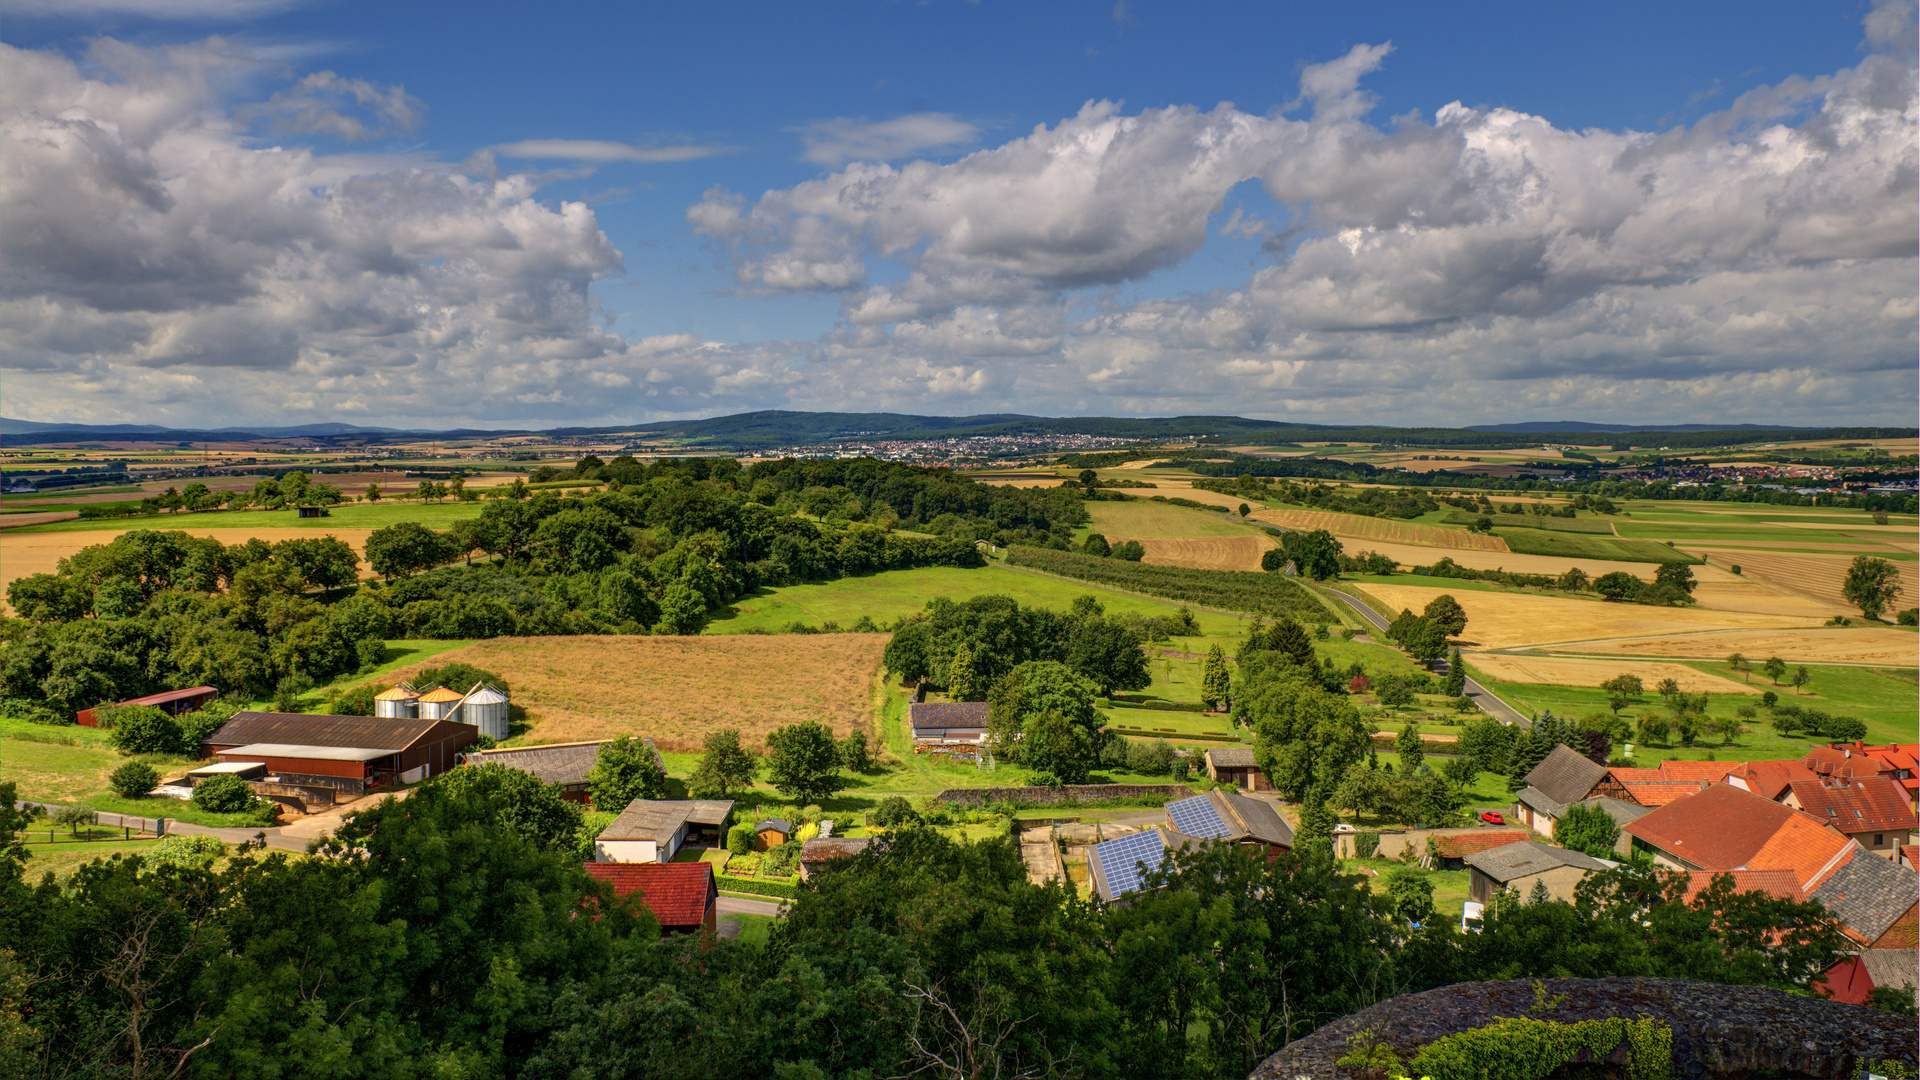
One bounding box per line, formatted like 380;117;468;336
1111;540;1145;561
363;521;449;580
839;729;873;773
192;773;257;814
586;735;668;810
1593;572;1641;601
103;705;185;756
1600;674;1644;715
1280;529;1343;580
1200;644;1232;710
1397;724;1425;776
1442;649;1466;697
871;795;921;828
943;642;984;700
1402;617;1448;662
1023;710;1093;785
1556;567;1589;592
765;721;847;804
1066;616;1150;697
1237;503;1251;518
108;761;159;799
364;483;381;502
688;728;760;797
1554;802;1620;857
1082;532;1111;557
1789;666;1811;695
1653;562;1697;596
1384;867;1435;924
1761;656;1787;685
431;761;586;851
1727;653;1751;683
1842;556;1903;619
1635;713;1670;746
1422;594;1468;637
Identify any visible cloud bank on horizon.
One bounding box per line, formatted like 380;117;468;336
1;4;1914;429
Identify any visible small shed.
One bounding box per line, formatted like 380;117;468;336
1465;841;1618;904
907;701;989;752
295;505;328;518
755;818;793;850
595;799;736;863
583;862;719;934
800;837;875;881
1203;747;1269;791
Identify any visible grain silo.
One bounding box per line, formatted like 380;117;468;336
416;685;465;722
373;686;419;719
460;683;510;740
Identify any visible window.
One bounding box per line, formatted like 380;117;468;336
1875;833;1885;846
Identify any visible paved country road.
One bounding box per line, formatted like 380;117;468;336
1317;586;1532;731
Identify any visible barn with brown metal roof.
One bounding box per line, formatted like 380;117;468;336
205;712;478;795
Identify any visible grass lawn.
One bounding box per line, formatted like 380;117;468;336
1494;529;1695;565
1;719;280;826
16;837;161;880
11;501;486;534
709;563;1259;636
721;912;778;947
1348;857;1473;920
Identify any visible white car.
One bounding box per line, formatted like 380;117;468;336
1460;901;1485;933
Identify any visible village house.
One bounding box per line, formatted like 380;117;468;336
1202;747;1270;791
593;799;735;863
1805;742;1920;810
1620;784;1855;888
1782;775;1917;859
1723;759;1819;801
582;862;719;934
1464;841;1618;905
1513;744;1610;837
1808;847;1919;1008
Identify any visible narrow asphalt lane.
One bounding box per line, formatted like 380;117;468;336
1318;586;1532;730
717;895;788;918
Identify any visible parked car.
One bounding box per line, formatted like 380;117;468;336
1461;901;1485;933
1479;810;1505;826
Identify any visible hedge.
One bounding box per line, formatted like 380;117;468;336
717;875;799;900
1407;1015;1672;1080
1004;545;1329;618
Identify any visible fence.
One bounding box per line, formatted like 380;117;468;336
935;783;1193;806
17;800;168;837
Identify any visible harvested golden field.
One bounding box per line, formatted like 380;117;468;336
1136;536;1273;571
1136;484;1259;510
1690;549;1920;613
1571;627;1918;666
1464;653;1758;695
1089;500;1259;538
1688;581;1841;618
1250;509;1507;551
1313;538;1735;582
0;527;378;613
0;511;80;530
377;634;888;752
1349;582;1826;650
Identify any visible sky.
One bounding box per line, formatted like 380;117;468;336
2;0;1915;430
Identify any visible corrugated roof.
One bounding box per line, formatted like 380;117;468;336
119;686;219;708
1464;840;1615;881
373;687;419;701
1206;747;1257;768
908;701;990;731
601;800;708;842
1524;744;1608;807
207;712;469;753
583;862;716;927
1809;848;1920;944
1789;777;1918;834
461;684;508;704
467;741;606;786
219;743;394;762
417;687;465;703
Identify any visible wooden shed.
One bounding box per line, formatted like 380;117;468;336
755;818;793;850
1203;747;1269;791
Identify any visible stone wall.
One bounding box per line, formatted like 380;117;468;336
935;783;1191;806
1249;977;1917;1079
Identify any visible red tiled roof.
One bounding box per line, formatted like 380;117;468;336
1816;955;1873;1006
1606;767;1666;784
1430;830;1531;859
583;862;716;928
1618;781;1713;807
1788;776;1918;834
1727;759;1818;801
1678;868;1804;904
1746;814;1856;888
1623;784;1838;874
1901;845;1919;869
1803;745;1894;781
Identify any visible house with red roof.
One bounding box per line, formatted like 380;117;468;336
1805;847;1919;1009
1782;775;1917;860
582;861;719;934
1620;784;1855;889
1723;759;1818;802
1812;742;1920;810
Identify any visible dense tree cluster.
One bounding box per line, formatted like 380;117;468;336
0;773;1865;1080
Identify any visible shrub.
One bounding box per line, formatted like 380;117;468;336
52;805;95;835
793;822;821;844
192;773;257;814
1406;1015;1672;1080
1125;738;1176;777
1899;608;1919;626
726;822;755;855
103;706;185;756
872;795;921;828
1111;540;1146;561
146;834;226;868
108;761;159;799
716;875;799;900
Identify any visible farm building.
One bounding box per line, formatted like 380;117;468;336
1163;790;1292;857
755;819;793;849
1513;744;1610;837
203;712;478;796
908;701;989;751
372;682;511;740
77;686;219;728
372;686;420;718
593;799;735;863
1464;841;1618;905
582;862;719;934
1086;827;1202;904
1202;747;1269;791
1604;759;1738;807
1782;776;1917;859
800;837;875;881
415;686;465;720
460;739;656;804
1806;848;1919;1008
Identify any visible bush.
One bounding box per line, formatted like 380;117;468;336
146;834;226;868
191;773;257;815
102;706;186;756
1125;738;1177;777
716;875;799;900
1406;1015;1672;1080
872;795;921;828
1111;540;1146;561
108;761;159;799
2;698;71;725
1899;608;1918;626
726;822;755;855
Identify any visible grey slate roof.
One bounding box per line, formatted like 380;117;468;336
1209;789;1294;847
465;740;607;786
1572;796;1652;827
1863;949;1918;992
1524;744;1610;807
1464;840;1617;882
601;799;735;842
1810;850;1919;943
1515;785;1568;819
755;818;793;833
1206;747;1258;769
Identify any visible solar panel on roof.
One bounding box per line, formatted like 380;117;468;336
1166;794;1233;840
1094;830;1166;898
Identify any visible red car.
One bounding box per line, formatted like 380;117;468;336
1479;811;1505;826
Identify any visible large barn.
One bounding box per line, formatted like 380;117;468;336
203;712;478;796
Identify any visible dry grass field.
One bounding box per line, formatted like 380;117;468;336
0;527;379;613
1463;653;1758;695
1570;627;1918;666
1691;549;1920;613
1134;535;1272;571
1687;580;1842;618
1349;582;1827;650
1250;509;1508;551
0;511;81;529
377;634;888;752
1088;500;1259;538
1319;538;1737;582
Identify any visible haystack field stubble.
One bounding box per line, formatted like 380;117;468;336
378;634;887;752
1348;581;1828;650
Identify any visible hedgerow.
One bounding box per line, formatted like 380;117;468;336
1004;545;1329;618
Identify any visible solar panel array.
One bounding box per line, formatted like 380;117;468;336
1093;830;1166;898
1166;794;1233;840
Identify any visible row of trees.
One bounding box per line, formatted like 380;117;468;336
1;770;1867;1080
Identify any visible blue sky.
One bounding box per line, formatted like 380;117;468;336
2;0;1913;427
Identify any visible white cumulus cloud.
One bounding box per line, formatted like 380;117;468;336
792;112;980;166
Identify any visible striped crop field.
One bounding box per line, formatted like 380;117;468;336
1249;509;1508;552
1692;549;1920;614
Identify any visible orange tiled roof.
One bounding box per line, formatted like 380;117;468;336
1789;776;1918;834
373;686;420;701
1728;759;1818;801
1618;781;1713;807
1901;845;1919;869
1678;868;1804;904
582;862;716;928
1803;745;1894;781
1624;784;1835;875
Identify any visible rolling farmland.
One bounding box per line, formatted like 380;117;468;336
1462;653;1759;695
1348;581;1827;650
1249;508;1509;551
1570;626;1920;666
1132;535;1273;571
1087;500;1276;571
1689;549;1920;614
